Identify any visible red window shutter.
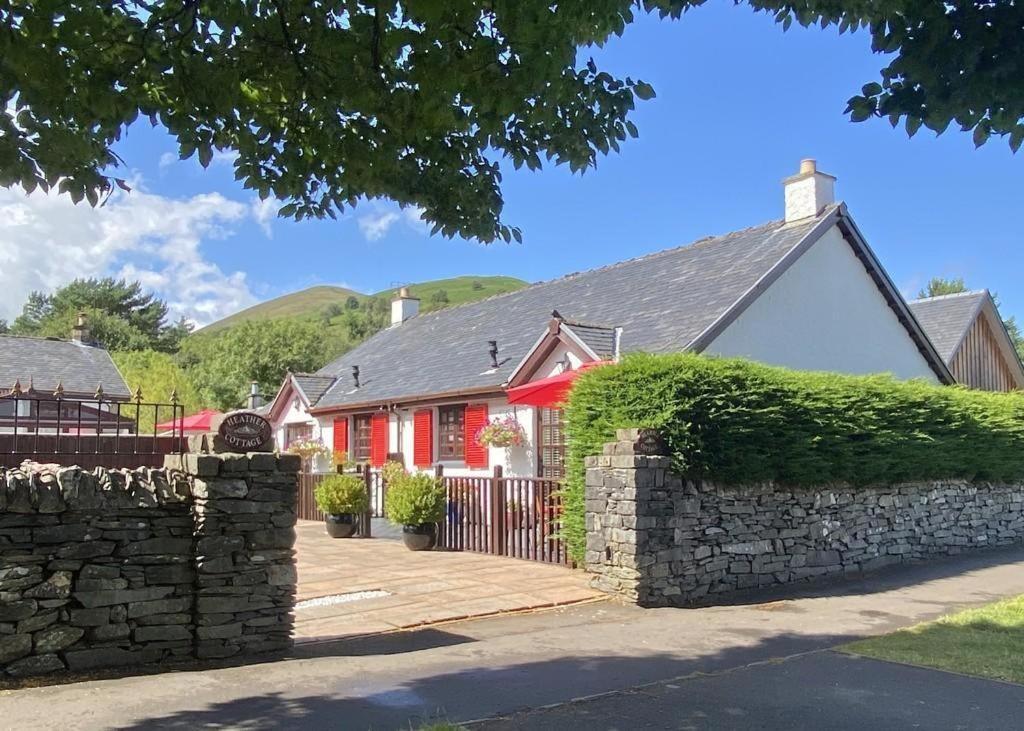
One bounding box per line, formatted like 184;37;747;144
370;413;389;467
464;403;489;469
413;409;433;468
332;417;349;457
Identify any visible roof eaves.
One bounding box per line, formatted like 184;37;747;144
836;210;955;385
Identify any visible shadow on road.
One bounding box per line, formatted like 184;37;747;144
117;631;859;730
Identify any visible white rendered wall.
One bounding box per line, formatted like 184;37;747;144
707;225;938;382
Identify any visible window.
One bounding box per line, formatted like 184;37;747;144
284;423;313;449
538;407;566;479
353;414;373;462
438;404;465;460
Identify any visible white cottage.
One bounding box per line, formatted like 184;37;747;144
267;160;951;478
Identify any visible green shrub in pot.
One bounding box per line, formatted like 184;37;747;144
314;474;369;538
385;472;446;550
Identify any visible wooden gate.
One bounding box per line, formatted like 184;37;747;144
438;466;570;566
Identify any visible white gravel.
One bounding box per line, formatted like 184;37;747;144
295;589;391;610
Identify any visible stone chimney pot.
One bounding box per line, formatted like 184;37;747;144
71;312;90;344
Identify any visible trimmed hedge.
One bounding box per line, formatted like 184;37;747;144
562;353;1024;561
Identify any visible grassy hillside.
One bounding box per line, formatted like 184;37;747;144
373;276;528;311
202;285;362;332
201;275;528;332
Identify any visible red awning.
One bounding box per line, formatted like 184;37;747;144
505;361;609;408
155;408;222;433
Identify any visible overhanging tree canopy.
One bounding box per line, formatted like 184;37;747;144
2;1;1021;242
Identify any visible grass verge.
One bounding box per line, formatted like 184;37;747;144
843;594;1024;684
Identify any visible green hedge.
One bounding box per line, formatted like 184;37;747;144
562;353;1024;561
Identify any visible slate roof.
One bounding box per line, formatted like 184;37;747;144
313;208;841;409
907;291;988;363
0;335;131;398
292;373;337;405
561;321;618;360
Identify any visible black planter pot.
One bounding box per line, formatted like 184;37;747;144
402;523;437;551
325;513;357;538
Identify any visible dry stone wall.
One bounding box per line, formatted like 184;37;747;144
585;429;1024;606
0;452;299;678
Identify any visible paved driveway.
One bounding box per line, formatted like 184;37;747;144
294;520;602;641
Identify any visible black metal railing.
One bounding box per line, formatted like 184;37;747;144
0;387;187;468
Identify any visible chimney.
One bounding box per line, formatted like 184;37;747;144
71;312;90;344
488;340;499;369
247;381;263;409
783;159;836;223
390;286;420;325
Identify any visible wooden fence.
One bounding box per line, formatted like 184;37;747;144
0;434;183;469
296;465;570;566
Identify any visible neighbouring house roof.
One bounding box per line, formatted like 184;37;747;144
909;289;1024;386
311;204;951;411
907;290;990;363
0;335;131;399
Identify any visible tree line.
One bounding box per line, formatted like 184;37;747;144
2;278;389;412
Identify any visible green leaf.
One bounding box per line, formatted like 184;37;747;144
1010;127;1024;154
633;81;656;101
973;123;991;148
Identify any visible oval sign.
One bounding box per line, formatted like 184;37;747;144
218;412;273;451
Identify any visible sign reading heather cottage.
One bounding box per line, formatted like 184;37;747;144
218;411;273;451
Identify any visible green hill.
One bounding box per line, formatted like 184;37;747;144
376;275;529;311
200;275;529;333
201;285;362;332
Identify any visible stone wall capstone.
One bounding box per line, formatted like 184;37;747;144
0;452;299;679
585;429;1024;606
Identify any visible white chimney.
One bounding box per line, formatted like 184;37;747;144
391;287;420;326
783;159;836;223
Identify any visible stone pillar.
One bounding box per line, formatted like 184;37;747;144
165;452;300;659
584;428;676;606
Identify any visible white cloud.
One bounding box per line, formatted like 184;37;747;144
251;196;281;238
357;204;428;241
0;186;259;327
158;152;177;170
357;209;400;241
211;149;239;167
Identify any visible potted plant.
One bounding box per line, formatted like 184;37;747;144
314;474;369;538
475;416;527;449
332;450;355;473
384;472;446;551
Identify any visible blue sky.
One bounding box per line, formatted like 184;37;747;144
2;4;1020;326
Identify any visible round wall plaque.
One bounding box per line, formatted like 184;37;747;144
218;412;273;451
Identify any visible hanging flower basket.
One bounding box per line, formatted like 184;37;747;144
287;438;332;467
475;416;527;448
